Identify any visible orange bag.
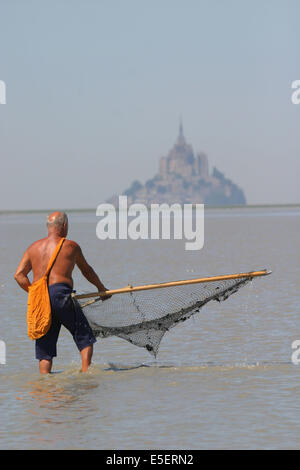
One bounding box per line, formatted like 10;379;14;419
27;238;65;340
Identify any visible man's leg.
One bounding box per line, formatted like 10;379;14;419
39;359;53;374
80;345;93;372
35;311;61;374
56;293;97;372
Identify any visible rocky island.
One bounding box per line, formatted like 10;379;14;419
109;123;246;206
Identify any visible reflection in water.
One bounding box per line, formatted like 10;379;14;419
21;367;101;426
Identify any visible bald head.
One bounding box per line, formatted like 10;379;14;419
47;211;68;236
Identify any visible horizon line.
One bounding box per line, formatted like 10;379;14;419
1;203;300;215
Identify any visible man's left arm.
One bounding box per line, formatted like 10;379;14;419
75;246;111;300
14;250;32;292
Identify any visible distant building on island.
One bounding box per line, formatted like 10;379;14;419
108;122;246;206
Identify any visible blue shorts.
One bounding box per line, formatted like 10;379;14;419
35;283;96;361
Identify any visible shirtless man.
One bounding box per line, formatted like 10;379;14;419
14;211;110;374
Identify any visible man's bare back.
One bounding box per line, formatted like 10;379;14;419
24;237;78;287
15;213;108;294
18;236;101;290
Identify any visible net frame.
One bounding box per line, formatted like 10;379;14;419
73;269;271;302
72;269;272;357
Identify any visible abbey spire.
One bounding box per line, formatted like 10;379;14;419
177;118;185;145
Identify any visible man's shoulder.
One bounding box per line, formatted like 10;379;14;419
27;237;47;252
27;237;80;252
64;239;81;251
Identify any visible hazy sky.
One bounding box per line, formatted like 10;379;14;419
0;0;299;210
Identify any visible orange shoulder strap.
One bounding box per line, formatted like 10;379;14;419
44;237;66;278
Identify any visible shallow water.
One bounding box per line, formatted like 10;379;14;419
0;206;299;449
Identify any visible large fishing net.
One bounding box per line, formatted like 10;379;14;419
74;272;269;357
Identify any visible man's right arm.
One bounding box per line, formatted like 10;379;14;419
14;249;32;292
75;246;111;299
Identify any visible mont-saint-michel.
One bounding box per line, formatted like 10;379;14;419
108;122;246;206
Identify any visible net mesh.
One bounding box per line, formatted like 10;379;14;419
75;275;254;357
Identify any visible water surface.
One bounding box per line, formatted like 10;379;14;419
0;206;299;449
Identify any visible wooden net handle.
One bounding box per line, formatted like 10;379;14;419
73;269;272;300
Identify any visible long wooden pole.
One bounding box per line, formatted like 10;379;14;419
73;269;272;300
